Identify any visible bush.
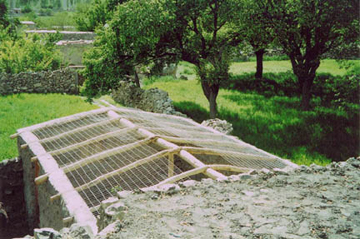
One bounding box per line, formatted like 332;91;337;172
0;33;64;73
39;8;53;16
21;5;33;14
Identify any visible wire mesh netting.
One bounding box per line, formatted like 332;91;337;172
21;107;291;216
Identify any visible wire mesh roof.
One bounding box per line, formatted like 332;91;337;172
18;107;294;217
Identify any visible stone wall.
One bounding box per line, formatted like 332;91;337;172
25;30;96;41
56;40;94;65
0;68;79;95
112;81;185;117
0;158;29;238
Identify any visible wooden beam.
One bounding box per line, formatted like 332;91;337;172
10;133;19;139
50;194;61;203
49;126;138;157
208;164;250;173
108;111;227;181
31;156;38;163
182;147;278;162
35;174;49;185
159;136;244;148
21;144;28;149
39;116;122;144
17;108;109;134
75;148;176;192
62;136;157;173
63;216;74;224
148;166;208;188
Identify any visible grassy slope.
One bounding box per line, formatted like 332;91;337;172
0;94;98;161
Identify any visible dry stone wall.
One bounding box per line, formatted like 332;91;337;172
0;68;79;95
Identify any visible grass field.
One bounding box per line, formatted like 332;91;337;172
146;60;359;166
0;94;98;161
177;59;359;79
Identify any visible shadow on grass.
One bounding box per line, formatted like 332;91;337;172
174;101;209;123
174;98;359;163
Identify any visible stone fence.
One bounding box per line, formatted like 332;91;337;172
0;68;79;95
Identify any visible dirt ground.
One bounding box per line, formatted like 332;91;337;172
105;157;360;239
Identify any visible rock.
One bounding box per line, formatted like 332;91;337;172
201;118;233;135
179;75;188;80
69;223;91;239
34;228;61;239
112;81;185;116
273;168;290;176
96;220;123;238
239;174;253;180
105;202;126;220
228;175;240;182
101;197;119;209
179;180;197;188
157;184;181;194
242;191;255;197
117;190;133;199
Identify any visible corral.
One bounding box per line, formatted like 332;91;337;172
14;107;296;236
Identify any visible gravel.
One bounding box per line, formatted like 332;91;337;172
104;157;360;239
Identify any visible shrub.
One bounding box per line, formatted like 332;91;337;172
21;5;33;14
0;33;64;73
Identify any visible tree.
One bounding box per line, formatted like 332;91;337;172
81;0;173;98
266;0;359;110
239;0;273;79
75;0;127;31
0;0;9;28
165;0;243;118
82;0;243;118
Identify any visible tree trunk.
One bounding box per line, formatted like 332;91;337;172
255;49;265;79
134;70;140;88
300;76;314;111
201;80;220;119
209;90;217;119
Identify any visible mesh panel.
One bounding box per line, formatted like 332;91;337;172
20;107;291;218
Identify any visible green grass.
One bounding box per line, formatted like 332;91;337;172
229;59;359;76
143;77;358;166
0;94;98;161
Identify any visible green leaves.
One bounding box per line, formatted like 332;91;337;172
0;32;63;73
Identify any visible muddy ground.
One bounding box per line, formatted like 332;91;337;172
104;157;360;239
